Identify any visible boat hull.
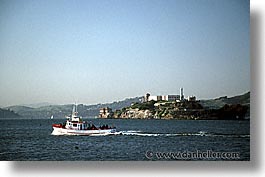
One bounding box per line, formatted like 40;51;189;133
51;127;117;136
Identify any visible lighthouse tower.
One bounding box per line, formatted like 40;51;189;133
180;88;184;101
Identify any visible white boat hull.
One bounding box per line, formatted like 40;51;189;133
52;127;117;136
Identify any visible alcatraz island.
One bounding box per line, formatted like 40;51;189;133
99;88;249;120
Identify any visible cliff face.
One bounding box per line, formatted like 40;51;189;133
114;108;153;119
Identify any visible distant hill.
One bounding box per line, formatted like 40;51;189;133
200;92;250;119
4;92;250;119
19;102;53;108
222;92;250;105
0;108;21;118
7;105;35;113
200;92;250;109
5;96;143;119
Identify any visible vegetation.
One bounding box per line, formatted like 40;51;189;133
131;100;156;110
217;104;249;119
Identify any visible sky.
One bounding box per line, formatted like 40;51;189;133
0;0;249;106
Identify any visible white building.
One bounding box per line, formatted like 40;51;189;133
148;95;162;101
188;96;196;102
162;95;180;101
144;94;181;102
144;88;188;102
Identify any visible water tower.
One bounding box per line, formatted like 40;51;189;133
145;93;150;102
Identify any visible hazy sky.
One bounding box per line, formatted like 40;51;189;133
0;0;249;106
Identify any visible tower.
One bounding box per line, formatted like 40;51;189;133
180;88;184;101
145;93;150;102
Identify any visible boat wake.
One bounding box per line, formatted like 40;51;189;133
117;130;250;138
51;130;249;138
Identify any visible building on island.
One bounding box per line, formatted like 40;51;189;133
143;88;198;102
144;93;181;102
148;95;163;101
180;87;184;101
162;95;180;101
188;96;196;102
144;93;151;102
143;88;184;102
99;107;114;118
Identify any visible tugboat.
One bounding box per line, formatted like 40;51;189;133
51;104;116;135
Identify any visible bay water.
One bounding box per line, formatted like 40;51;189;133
0;118;250;161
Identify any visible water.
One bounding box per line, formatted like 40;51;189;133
0;118;250;161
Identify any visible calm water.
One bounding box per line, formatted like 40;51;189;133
0;118;250;161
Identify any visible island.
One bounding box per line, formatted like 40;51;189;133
99;90;250;120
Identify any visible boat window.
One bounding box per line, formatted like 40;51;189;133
73;124;77;127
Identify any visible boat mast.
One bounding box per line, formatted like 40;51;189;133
71;103;75;121
75;102;77;115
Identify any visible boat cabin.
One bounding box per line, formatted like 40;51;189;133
65;120;90;130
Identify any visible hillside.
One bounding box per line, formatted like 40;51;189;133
6;97;143;119
200;92;250;109
19;102;53;108
0;108;21;118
